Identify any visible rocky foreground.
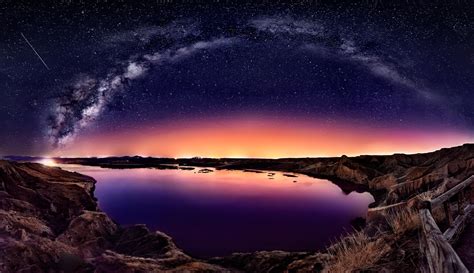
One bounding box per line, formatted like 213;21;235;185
1;144;473;272
0;160;329;273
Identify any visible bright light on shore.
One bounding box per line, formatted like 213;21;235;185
39;158;57;166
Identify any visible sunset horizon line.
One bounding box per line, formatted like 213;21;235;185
4;142;473;160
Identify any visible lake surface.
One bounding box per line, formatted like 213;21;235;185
60;164;374;258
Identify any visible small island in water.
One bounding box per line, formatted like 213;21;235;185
1;1;473;272
1;144;473;272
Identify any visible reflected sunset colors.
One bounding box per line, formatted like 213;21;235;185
60;164;374;257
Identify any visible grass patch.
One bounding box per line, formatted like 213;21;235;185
385;208;421;235
324;230;391;273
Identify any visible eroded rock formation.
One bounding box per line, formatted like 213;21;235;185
0;161;233;272
1;144;473;272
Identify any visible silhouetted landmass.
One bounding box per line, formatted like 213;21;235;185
1;144;473;272
14;143;470;206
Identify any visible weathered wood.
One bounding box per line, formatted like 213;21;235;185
431;175;474;209
444;202;453;227
466;186;473;204
458;191;465;215
444;205;472;243
419;209;469;273
420;227;436;273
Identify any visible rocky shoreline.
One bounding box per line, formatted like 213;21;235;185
51;143;474;206
0;160;238;272
1;144;473;272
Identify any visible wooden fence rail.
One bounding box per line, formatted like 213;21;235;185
430;176;473;209
419;175;473;273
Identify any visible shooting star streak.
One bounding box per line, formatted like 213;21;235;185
21;32;50;70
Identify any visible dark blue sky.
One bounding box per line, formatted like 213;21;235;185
1;1;473;155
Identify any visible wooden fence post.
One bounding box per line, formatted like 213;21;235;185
419;209;469;273
444;202;453;227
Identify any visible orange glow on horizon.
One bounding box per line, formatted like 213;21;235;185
54;117;473;158
39;158;57;166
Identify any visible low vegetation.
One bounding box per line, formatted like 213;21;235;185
324;230;391;273
386;207;421;235
324;203;429;272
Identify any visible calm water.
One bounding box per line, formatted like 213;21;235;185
60;164;374;258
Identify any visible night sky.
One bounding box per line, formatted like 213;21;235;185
1;1;473;157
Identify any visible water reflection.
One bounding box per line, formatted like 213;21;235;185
60;165;374;258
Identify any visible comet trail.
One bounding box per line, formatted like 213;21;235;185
21;32;50;70
0;3;471;158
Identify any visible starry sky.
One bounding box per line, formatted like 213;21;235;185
1;1;473;157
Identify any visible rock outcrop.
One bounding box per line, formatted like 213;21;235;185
0;160;234;273
53;144;474;206
1;144;473;273
213;144;474;206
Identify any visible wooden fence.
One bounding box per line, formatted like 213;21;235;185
419;175;473;273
